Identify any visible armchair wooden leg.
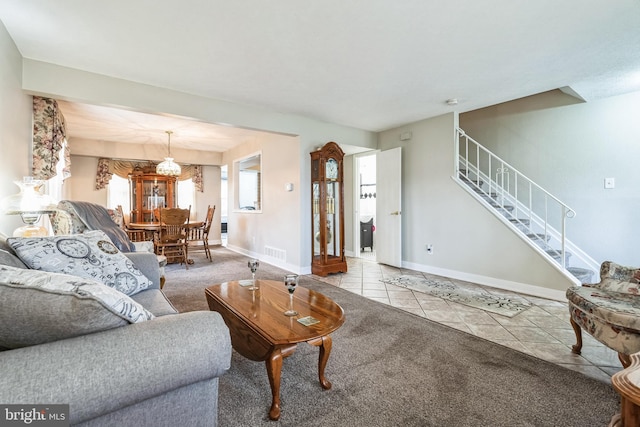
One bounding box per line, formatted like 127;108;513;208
620;353;632;369
570;317;583;354
160;276;166;289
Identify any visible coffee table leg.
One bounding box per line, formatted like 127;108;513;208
265;345;296;421
266;349;283;421
309;335;333;389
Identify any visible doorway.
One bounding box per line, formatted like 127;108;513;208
357;154;376;260
220;165;228;246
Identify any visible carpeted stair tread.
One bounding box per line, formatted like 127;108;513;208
568;267;596;284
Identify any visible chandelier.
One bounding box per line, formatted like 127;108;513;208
156;130;182;176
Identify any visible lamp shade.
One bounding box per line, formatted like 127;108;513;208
156;130;181;176
156;157;182;176
0;177;56;215
0;177;56;237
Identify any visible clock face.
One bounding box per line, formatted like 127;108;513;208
97;240;118;255
56;239;91;258
326;158;338;180
114;272;138;294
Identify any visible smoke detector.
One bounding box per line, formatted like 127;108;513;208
446;98;458;106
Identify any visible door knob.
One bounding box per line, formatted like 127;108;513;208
390;211;401;216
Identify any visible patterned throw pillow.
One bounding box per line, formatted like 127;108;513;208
8;230;152;296
598;261;640;294
0;265;154;349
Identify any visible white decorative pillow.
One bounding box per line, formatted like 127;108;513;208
8;230;153;296
0;265;154;349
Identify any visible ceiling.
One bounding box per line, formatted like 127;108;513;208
55;100;278;153
1;1;640;153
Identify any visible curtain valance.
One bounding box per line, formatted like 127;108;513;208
95;158;203;192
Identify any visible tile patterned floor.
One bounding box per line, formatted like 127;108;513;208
310;256;622;384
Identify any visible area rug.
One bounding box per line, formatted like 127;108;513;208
381;275;531;317
163;248;618;426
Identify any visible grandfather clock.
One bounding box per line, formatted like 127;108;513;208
311;141;347;276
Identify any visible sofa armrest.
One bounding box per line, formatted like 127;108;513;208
0;311;231;425
125;251;161;289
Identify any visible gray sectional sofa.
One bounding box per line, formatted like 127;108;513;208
0;234;232;426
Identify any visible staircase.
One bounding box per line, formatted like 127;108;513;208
455;128;598;284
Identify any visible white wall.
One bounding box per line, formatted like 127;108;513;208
0;20;33;236
461;89;640;266
378;113;573;299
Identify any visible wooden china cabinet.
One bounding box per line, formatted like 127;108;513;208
311;141;347;276
129;169;177;223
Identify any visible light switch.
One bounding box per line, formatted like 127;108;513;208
604;177;615;189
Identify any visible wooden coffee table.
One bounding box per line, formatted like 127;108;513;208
205;279;345;420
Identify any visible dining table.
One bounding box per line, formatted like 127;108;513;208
128;221;204;232
128;221;204;263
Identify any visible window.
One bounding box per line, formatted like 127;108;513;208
177;179;195;219
234;153;261;212
43;139;69;232
107;175;130;214
221;165;228;232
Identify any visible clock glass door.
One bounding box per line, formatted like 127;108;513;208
326;181;340;257
312;182;321;259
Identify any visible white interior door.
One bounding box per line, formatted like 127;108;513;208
375;147;402;267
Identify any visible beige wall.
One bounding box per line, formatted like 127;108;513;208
222;133;302;270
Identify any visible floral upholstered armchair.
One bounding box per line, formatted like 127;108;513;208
566;261;640;368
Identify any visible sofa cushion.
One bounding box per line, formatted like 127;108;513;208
566;285;640;331
0;249;27;269
8;230;153;296
131;289;178;317
0;265;154;349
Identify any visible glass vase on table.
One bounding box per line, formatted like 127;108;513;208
246;259;260;291
283;274;298;316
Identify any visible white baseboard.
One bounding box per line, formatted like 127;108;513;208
225;244;307;275
402;260;568;302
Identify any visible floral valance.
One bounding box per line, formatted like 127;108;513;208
32;96;68;180
95;158;204;192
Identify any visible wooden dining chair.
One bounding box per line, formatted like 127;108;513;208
189;205;215;261
155;207;190;269
116;205;147;242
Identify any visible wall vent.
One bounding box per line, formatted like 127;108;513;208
264;246;286;262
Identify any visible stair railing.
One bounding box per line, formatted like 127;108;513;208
455;128;597;274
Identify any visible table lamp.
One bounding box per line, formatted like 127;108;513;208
0;176;56;237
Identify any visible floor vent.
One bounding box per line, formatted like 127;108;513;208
264;246;286;262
